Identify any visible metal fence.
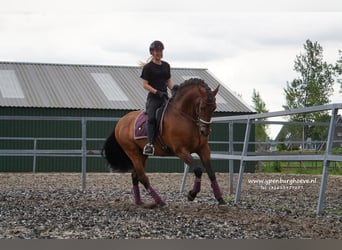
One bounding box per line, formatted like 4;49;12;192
1;103;341;214
207;103;342;215
1;116;122;185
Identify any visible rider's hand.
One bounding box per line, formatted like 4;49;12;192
171;84;179;96
156;91;168;99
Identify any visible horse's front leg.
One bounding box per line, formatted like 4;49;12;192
199;147;226;205
188;166;202;201
176;150;202;201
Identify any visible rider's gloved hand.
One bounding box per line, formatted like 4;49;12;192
156;91;168;99
171;84;179;96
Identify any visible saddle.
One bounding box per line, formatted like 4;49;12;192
134;102;168;140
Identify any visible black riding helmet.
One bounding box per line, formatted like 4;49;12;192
149;40;164;53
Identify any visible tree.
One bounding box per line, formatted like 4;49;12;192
252;89;269;172
252;89;269;144
336;50;342;93
283;39;336;143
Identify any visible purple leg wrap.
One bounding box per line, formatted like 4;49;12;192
211;179;222;200
192;177;201;194
147;186;165;205
132;185;143;205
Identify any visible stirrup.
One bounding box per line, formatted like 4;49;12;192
143;143;155;156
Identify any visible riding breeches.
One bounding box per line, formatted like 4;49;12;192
145;95;164;144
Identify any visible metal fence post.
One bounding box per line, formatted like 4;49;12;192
33;138;37;173
81;117;87;191
180;163;190;192
228;122;234;195
234;118;252;203
316;108;338;214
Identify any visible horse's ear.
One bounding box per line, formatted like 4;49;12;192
212;85;220;96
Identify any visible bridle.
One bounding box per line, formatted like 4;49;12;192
168;94;215;135
194;97;214;135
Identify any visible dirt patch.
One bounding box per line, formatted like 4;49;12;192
0;172;341;239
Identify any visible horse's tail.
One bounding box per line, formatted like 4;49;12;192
101;128;133;172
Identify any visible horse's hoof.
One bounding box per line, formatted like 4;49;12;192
141;202;157;209
218;198;227;205
218;204;229;211
141;201;166;209
187;191;196;201
157;201;167;208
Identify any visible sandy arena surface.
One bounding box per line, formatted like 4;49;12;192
0;172;341;239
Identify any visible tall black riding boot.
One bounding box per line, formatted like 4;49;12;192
143;121;155;155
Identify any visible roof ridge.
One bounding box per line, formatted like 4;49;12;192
0;61;207;70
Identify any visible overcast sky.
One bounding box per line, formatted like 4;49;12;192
1;0;342;137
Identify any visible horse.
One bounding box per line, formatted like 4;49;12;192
102;78;226;207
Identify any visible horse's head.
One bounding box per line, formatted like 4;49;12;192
171;78;219;137
196;84;219;136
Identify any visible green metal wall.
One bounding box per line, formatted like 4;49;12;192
0;107;255;173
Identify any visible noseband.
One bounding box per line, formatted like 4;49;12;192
198;118;213;127
195;97;214;132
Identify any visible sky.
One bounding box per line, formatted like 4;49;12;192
1;0;342;138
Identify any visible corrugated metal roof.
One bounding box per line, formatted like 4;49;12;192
0;61;253;113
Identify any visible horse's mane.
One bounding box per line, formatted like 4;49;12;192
172;78;214;102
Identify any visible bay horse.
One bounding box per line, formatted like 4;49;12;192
102;78;226;207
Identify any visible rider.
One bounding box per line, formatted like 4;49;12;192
141;40;175;155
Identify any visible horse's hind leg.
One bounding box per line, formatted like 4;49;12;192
130;154;166;206
146;185;166;206
138;172;166;206
132;168;166;207
131;170;143;205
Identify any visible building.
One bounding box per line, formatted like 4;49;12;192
0;61;254;172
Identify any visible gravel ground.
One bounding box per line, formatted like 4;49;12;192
0;172;341;239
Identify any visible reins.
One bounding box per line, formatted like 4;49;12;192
166;100;198;123
157;79;216;152
167;96;213;128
